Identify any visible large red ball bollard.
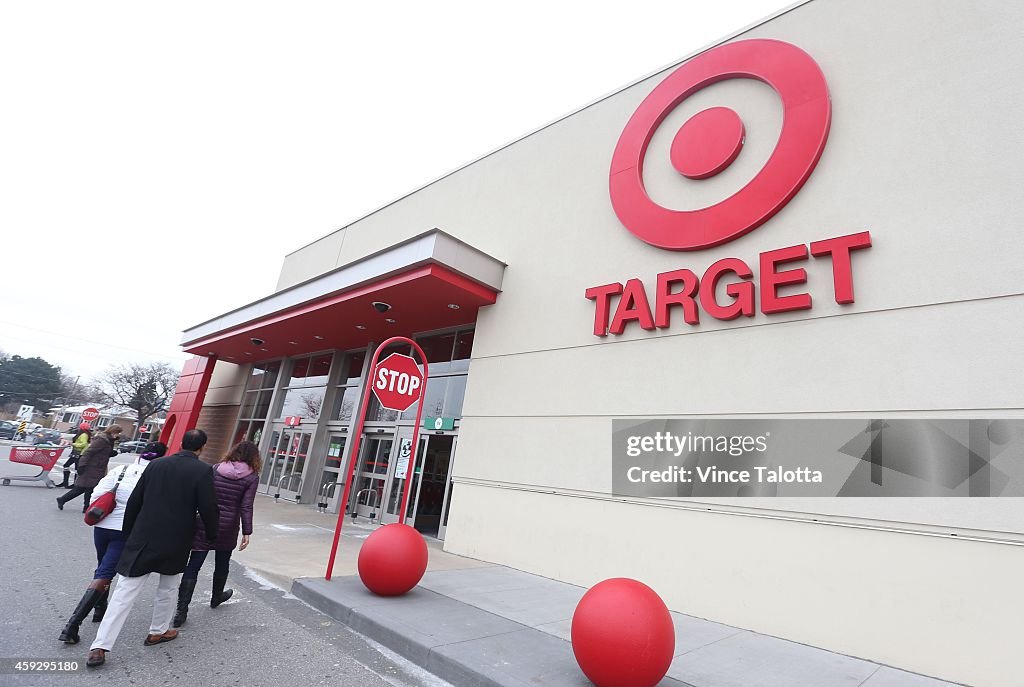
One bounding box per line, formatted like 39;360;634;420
357;523;428;596
571;578;675;687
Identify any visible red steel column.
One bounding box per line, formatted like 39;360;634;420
160;355;216;453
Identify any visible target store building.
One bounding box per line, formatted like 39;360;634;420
164;2;1023;685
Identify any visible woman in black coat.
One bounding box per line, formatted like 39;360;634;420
173;440;260;627
56;425;123;512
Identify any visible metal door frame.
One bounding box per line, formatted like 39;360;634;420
380;427;418;525
276;430;313;501
259;425;288;494
437;434;459;540
352;433;394;520
315;434;348;513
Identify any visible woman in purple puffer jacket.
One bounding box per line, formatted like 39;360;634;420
172;440;260;628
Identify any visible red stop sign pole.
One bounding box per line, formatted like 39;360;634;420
326;336;429;580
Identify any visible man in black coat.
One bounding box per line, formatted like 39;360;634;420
87;429;219;668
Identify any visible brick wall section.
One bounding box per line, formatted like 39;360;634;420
195;405;240;466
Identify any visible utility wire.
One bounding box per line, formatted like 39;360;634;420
0;331;184;364
0;321;185;360
0;367;66;384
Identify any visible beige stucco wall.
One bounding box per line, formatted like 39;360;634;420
204;360;248;406
272;1;1024;684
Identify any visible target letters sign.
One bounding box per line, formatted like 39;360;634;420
589;39;872;336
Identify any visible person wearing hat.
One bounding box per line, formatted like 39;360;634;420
58;441;168;645
57;422;93;489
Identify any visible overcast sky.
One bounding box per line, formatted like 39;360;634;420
0;0;788;386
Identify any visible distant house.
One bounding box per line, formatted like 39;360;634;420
52;404;165;439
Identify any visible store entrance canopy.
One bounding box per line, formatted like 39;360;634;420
180;230;505;362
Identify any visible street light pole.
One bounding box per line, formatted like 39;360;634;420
50;376;80;430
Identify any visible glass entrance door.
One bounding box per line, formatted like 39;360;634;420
353;435;392;520
316;434;347;512
381;427;421;525
413;435;456;539
259;427;313;502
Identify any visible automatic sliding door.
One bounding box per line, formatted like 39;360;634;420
277;431;311;501
436;435;457;540
353;436;392;519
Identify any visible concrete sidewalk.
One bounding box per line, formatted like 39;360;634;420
157;494;959;687
293;567;960;687
233;494;490;589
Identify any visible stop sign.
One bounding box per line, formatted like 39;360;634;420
81;407;100;422
372;354;424;412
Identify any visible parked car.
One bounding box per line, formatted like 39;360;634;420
117;439;149;454
10;422;41;441
0;421;17;440
28;428;63;445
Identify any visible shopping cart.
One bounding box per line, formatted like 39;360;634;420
2;446;68;488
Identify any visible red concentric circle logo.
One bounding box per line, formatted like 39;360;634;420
609;39;831;251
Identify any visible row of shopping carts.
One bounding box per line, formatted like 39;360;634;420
1;445;69;488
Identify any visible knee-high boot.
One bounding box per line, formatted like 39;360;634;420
211;575;233;608
58;580;108;644
91;586;109;622
173;578;197;628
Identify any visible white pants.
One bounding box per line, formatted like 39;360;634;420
91;572;181;651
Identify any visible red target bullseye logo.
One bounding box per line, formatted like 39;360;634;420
609;39;831;251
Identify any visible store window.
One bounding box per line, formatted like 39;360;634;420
331;351;365;424
366;343;412;422
248;360;281;391
400;328;473;421
234;360;282;448
277;353;333;422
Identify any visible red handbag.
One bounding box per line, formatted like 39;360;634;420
84;466;129;526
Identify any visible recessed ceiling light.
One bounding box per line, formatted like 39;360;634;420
207;351;216;355
314;335;325;340
385;318;396;324
244;352;252;356
355;325;367;330
447;303;460;310
260;348;268;352
288;341;298;345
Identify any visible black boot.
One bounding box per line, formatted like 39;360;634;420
92;588;109;623
58;586;105;644
210;575;233;608
173;578;197;628
57;470;70;488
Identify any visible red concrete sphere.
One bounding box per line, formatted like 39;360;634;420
357;523;428;596
571;578;675;687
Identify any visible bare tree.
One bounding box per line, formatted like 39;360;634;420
299;391;323;419
94;362;179;435
59;374;86;404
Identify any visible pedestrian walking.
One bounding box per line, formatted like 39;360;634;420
57;423;93;489
86;429;219;668
173;440;260;627
57;442;167;645
56;425;123;512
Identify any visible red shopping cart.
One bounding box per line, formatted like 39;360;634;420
2;446;68;488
